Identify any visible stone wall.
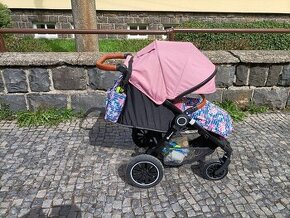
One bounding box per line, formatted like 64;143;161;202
0;51;289;112
10;9;290;39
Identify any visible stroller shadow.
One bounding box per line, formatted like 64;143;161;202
117;162;129;184
21;204;82;217
81;110;135;150
190;163;204;179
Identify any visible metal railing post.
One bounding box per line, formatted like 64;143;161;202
167;28;175;41
0;34;7;52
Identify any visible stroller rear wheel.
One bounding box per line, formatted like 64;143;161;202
200;160;228;181
132;128;162;148
126;154;164;188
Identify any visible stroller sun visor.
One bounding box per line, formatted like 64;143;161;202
126;41;216;105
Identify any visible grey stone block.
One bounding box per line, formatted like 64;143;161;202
223;88;253;108
3;69;28;93
266;65;283;87
235;65;249;86
249;66;268;87
287;94;290;108
278;64;290;86
252;87;289;109
27;94;67;110
88;68;121;90
0;95;27;111
203;51;239;64
52;67;86;90
0;52;87;66
215;65;235;88
71;92;106;112
229;50;290;64
0;73;4;92
205;89;224;103
29;68;51;92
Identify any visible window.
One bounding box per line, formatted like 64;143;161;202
127;24;148;39
33;23;58;39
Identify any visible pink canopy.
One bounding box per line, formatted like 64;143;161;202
125;40;216;105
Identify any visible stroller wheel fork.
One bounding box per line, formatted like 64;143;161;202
215;153;231;175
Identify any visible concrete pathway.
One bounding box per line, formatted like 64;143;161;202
0;112;289;217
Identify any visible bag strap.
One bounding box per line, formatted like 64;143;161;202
119;56;133;90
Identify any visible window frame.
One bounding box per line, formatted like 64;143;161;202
33;23;58;39
127;24;149;39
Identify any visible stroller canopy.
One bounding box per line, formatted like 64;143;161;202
126;41;216;105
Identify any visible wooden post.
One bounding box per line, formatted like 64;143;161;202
71;0;99;52
168;28;175;41
0;34;7;52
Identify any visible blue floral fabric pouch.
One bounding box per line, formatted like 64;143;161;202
104;77;126;123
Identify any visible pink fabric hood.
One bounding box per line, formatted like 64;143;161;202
126;41;216;105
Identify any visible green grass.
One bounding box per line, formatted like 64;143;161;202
99;39;152;52
216;100;269;122
5;36;153;52
215;101;248;122
0;104;83;127
5;36;76;52
0;101;278;125
16;108;83;127
246;102;268;114
0;103;15;120
5;20;290;52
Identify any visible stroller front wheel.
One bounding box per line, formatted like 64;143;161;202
200;160;228;181
126;154;164;188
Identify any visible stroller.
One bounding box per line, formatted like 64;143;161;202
96;41;233;188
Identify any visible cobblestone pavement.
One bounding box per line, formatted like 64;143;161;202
0;112;289;218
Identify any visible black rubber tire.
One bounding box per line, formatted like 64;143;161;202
200;160;228;181
132;128;162;148
126;154;164;188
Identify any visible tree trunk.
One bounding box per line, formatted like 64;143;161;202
0;34;7;52
71;0;98;52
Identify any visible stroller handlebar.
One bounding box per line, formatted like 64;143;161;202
96;53;126;71
197;94;206;110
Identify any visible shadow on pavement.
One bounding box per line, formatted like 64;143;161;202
84;112;135;149
117;162;129;184
21;204;82;218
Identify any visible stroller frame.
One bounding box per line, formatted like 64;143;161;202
96;52;233;188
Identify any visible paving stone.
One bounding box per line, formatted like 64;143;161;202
0;113;290;217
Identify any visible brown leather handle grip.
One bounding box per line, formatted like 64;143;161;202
96;53;126;71
197;94;207;110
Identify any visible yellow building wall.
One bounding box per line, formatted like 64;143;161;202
1;0;290;14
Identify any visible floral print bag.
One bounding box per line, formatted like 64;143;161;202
104;76;126;123
175;98;233;138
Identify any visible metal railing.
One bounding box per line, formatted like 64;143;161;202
1;27;290;52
